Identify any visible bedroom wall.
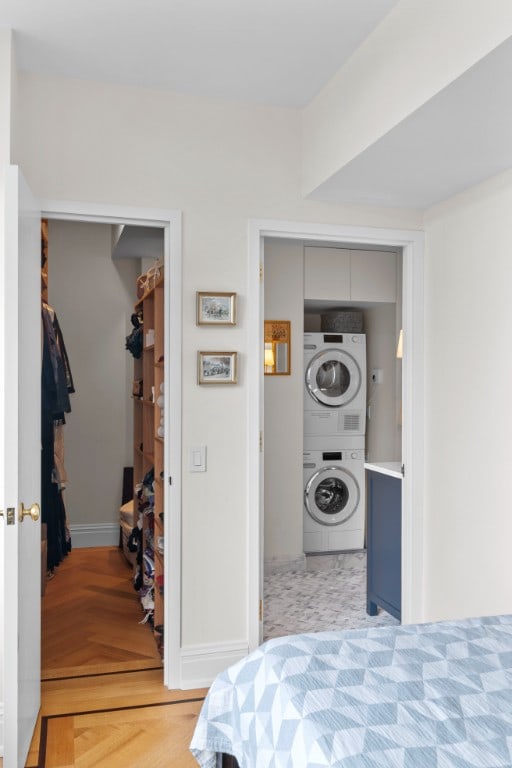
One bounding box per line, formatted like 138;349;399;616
423;167;512;622
12;70;422;650
0;28;13;172
47;220;138;536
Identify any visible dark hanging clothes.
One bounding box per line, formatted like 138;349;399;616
41;303;75;572
42;304;75;418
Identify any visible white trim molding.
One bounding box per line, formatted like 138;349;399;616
247;218;425;653
0;700;4;757
69;523;120;549
180;641;249;690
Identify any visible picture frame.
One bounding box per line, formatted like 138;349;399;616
196;291;237;325
198;351;238;384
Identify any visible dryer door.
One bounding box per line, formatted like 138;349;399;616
305;348;361;408
304;466;360;526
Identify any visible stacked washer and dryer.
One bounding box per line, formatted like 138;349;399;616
303;330;367;553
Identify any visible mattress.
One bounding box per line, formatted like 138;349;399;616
190;614;512;767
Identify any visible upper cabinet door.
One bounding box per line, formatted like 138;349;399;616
350;249;397;303
304;246;350;301
304;247;396;303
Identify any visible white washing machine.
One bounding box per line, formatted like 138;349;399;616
303;437;365;553
304;332;366;438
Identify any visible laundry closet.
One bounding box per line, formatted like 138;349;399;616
263;239;402;618
41;219;166;654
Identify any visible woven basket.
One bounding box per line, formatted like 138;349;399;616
321;310;363;333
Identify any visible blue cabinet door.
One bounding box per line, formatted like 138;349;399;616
366;471;401;620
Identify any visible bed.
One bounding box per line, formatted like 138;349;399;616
190;614;512;767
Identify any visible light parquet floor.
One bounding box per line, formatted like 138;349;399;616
26;546;207;768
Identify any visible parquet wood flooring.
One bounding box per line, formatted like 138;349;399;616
25;546;208;768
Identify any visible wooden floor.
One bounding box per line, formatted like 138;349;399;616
25;546;208;768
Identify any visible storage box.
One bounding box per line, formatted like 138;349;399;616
321;310;363;333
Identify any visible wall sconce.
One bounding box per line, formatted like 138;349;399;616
396;329;403;359
264;343;275;372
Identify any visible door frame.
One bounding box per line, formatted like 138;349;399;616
41;198;182;689
247;218;425;650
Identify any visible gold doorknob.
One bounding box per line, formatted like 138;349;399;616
19;502;40;522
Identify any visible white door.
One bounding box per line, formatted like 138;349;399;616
1;166;41;767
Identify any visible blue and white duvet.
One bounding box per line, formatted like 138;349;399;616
190;614;512;767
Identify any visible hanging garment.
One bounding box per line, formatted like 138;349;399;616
41;302;75;571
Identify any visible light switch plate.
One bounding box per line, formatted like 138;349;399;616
189;445;207;472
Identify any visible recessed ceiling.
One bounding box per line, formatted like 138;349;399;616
0;0;397;107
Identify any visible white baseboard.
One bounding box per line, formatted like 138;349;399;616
69;523;120;549
179;641;249;689
264;553;306;575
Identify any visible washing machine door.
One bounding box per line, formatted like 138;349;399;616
305;348;361;407
304;466;360;526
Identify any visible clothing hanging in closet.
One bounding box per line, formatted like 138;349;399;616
41;301;75;572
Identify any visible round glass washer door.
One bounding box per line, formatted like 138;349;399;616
304;466;360;526
305;348;361;408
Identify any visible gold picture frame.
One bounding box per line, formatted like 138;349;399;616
198;351;238;384
196;292;237;325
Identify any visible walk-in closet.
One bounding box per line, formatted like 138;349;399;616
41;218;167;668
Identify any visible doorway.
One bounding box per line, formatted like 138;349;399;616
247;219;425;651
262;238;402;640
42;201;182;689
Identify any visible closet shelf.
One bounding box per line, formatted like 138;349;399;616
130;266;165;652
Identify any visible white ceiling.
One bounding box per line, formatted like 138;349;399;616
1;0;397;107
2;0;511;209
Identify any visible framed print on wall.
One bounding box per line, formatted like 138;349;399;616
198;351;238;384
196;292;237;325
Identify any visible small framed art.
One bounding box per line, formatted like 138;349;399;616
198;352;238;384
196;292;237;325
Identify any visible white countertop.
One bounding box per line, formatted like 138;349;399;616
364;461;403;479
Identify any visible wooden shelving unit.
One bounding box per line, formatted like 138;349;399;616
132;270;164;652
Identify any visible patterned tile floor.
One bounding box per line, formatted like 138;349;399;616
263;550;399;641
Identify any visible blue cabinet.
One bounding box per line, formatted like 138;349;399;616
366;469;401;621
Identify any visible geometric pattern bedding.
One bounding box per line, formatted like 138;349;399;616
190;614;512;767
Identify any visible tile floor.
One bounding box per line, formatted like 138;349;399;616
263;550;399;641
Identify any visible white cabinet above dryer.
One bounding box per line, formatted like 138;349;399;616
304;246;397;303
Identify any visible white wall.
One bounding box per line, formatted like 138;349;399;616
263;240;304;567
364;304;401;463
423;167;512;621
0;28;13;172
13;71;422;649
302;0;512;195
47;220;139;531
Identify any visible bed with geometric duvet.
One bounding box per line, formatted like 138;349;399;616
190;613;512;767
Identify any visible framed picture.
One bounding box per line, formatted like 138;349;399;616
198;352;237;384
196;292;237;325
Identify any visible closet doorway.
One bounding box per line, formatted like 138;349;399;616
41;203;182;690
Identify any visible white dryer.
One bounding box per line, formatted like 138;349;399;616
304;332;366;438
303;437;365;553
